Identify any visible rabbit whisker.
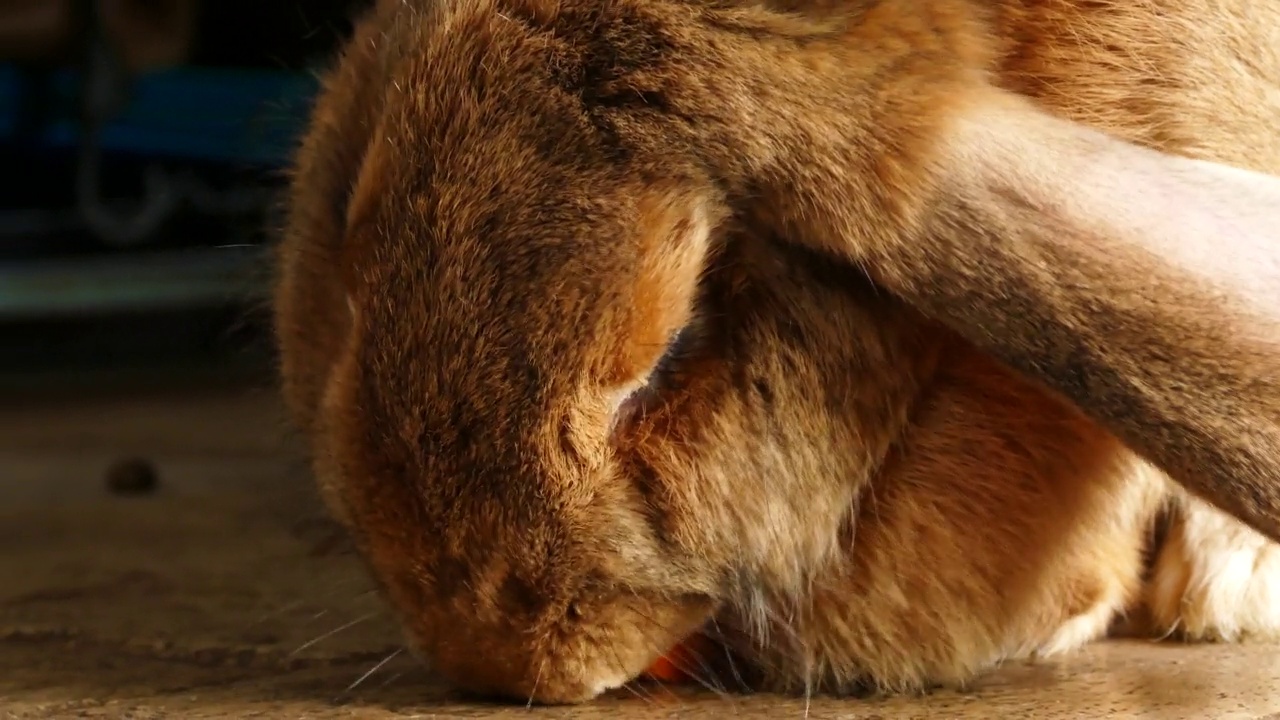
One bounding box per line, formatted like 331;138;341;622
374;671;406;691
626;608;735;703
526;656;546;709
603;639;656;705
708;616;751;692
344;647;405;694
289;612;377;657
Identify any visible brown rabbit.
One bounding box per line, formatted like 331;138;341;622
273;0;1280;704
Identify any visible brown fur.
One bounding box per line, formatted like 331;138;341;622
273;0;1280;704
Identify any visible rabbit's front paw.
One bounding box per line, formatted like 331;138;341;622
1034;592;1122;658
1146;498;1280;641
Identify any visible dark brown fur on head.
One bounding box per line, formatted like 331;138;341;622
277;0;756;702
276;0;1280;705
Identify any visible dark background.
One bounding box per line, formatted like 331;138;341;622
0;0;370;385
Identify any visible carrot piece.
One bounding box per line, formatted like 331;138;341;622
645;653;688;682
642;633;715;684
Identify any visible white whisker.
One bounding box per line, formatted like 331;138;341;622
289;612;377;657
527;657;546;709
374;671;406;691
345;647;405;694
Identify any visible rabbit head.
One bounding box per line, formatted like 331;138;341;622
271;0;981;702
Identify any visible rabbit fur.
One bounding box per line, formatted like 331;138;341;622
273;0;1280;703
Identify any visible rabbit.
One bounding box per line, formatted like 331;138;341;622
272;0;1280;704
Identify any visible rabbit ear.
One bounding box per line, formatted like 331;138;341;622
874;92;1280;540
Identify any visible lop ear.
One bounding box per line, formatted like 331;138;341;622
871;91;1280;540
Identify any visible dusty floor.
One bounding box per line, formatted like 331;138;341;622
4;360;1280;718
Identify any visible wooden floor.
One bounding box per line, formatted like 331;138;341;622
3;349;1280;718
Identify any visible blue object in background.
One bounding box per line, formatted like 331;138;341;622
0;64;320;318
0;64;318;167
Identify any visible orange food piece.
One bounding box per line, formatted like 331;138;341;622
643;633;715;684
644;654;686;683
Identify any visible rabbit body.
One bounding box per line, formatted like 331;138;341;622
274;0;1280;702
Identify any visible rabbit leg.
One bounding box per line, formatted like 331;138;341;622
1033;578;1130;658
1145;491;1280;641
1020;458;1166;659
